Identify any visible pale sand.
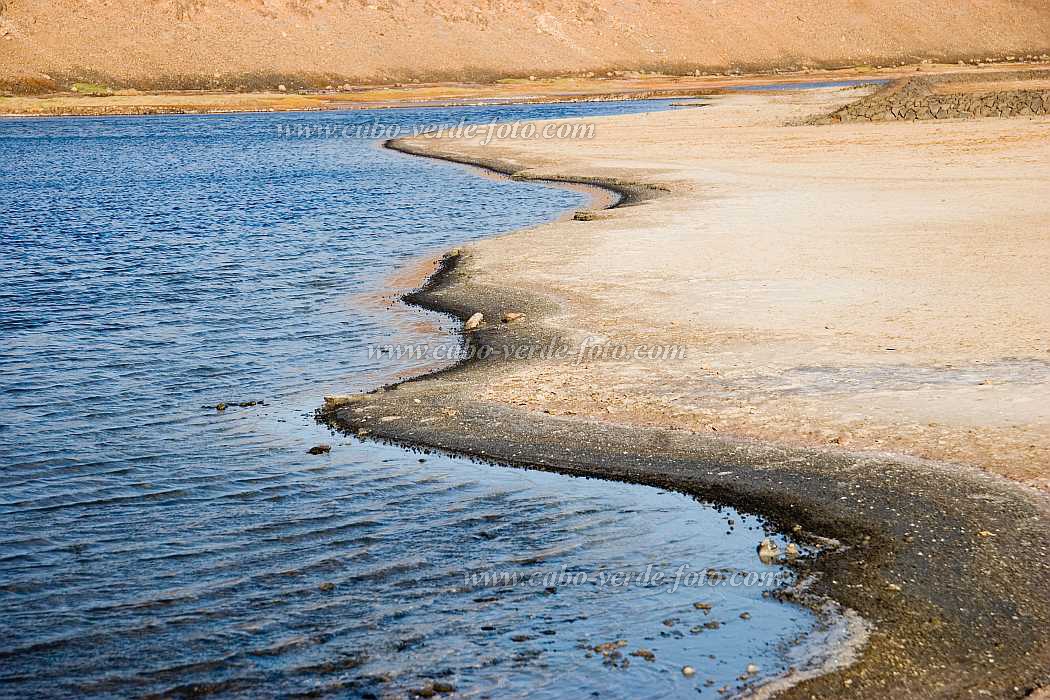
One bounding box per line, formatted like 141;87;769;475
393;86;1050;492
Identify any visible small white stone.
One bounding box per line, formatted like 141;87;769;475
323;394;358;409
463;313;484;331
757;538;780;563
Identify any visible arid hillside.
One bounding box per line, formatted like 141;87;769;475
2;0;1050;91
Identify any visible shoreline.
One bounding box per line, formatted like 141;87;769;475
2;62;1044;119
355;144;873;694
322;94;1050;696
0;87;718;120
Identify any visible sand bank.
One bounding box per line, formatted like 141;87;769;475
327;79;1050;696
2;63;1044;118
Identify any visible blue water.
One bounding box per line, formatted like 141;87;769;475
0;102;819;698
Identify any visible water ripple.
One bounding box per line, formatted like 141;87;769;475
0;102;817;698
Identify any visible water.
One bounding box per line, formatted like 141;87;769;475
1;102;819;697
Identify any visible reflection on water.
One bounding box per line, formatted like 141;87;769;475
1;102;816;697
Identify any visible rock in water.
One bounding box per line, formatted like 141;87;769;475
463;313;484;331
323;395;357;410
785;542;800;559
682;666;696;677
757;538;780;563
308;444;332;455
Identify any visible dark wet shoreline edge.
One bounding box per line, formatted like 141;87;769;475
375;137;867;693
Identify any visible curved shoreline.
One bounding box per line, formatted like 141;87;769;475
385;137;669;208
339;145;870;695
324;133;1050;696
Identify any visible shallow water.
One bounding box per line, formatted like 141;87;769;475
1;102;818;697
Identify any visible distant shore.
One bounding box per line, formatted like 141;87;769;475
325;73;1050;697
2;62;1042;118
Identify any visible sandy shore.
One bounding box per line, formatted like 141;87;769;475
2;64;1042;118
391;83;1050;493
326;80;1050;696
0;77;717;117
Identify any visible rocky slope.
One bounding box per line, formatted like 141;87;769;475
3;0;1050;92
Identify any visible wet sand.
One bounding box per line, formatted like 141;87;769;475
327;81;1050;696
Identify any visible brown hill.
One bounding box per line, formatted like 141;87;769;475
2;0;1050;92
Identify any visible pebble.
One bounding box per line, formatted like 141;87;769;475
323;394;357;409
463;312;484;331
630;648;656;661
757;538;780;563
593;639;628;655
682;665;696;677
